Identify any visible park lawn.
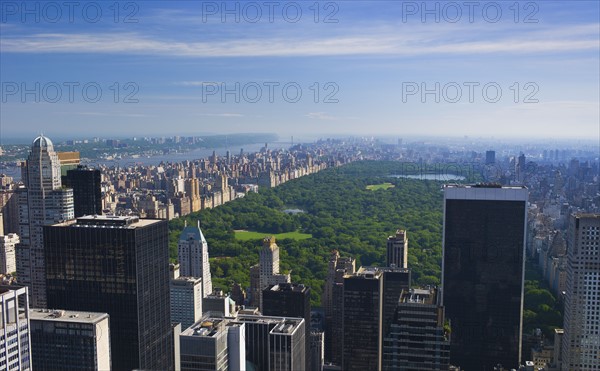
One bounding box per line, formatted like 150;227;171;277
366;182;395;191
234;230;312;241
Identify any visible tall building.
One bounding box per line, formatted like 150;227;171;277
178;221;213;298
62;165;102;217
561;213;600;370
0;285;31;371
0;233;18;274
386;229;408;268
44;215;173;371
251;237;291;310
16;135;74;308
29;309;110;371
262;283;311;368
322;250;355;365
236;313;306;371
442;184;528;370
380;267;411;340
310;331;325;371
485;150;496;164
342;267;383;371
179;316;232;371
171;276;203;330
382;288;450;370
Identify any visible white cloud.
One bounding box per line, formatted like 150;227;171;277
2;23;597;57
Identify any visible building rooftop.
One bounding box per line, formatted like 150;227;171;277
29;308;109;324
182;317;226;338
347;266;383;279
179;221;207;243
266;283;308;293
443;184;528;201
32;134;54;150
399;288;437;305
53;215;161;228
171;276;202;285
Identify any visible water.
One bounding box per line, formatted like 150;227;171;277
283;209;305;214
389;174;466;181
85;143;271;167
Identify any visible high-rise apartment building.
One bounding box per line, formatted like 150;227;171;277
442;184;528;370
382;288;449;370
16;135;74;308
171;276;203;330
62;165;102;217
178;221;213;298
44;215;173;371
386;229;408;268
250;237;291;310
0;285;31;371
29;309;110;371
0;233;18;274
262;283;311;368
561;213;600;370
342;267;383;371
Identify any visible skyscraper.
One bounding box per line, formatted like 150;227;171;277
29;309;111;371
382;288;450;370
342;267;383;371
561;213;600;370
44;215;173;371
0;233;18;274
262;283;311;368
322;250;355;365
485;150;496;164
386;229;408;268
171;276;203;330
380;267;411;340
0;285;31;371
16;135;74;308
442;184;528;370
62;165;102;217
178;221;213;298
251;237;291;310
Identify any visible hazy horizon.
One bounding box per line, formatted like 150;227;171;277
1;1;599;140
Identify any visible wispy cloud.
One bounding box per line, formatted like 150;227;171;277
2;23;597;57
306;112;339;121
198;113;244;117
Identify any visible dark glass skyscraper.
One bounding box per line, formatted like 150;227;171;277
62;165;102;217
442;185;528;370
44;216;173;371
262;283;311;368
342;267;383;371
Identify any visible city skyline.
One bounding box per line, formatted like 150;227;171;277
1;1;598;139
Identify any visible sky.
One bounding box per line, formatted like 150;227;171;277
1;0;599;141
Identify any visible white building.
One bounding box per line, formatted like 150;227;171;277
0;285;31;371
178;221;212;298
16;135;74;308
171;276;203;330
561;213;600;370
257;237;291;311
0;234;19;274
29;308;110;371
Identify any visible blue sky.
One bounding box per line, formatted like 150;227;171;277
1;0;599;140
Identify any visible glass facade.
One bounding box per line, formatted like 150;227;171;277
443;197;526;370
44;218;173;371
